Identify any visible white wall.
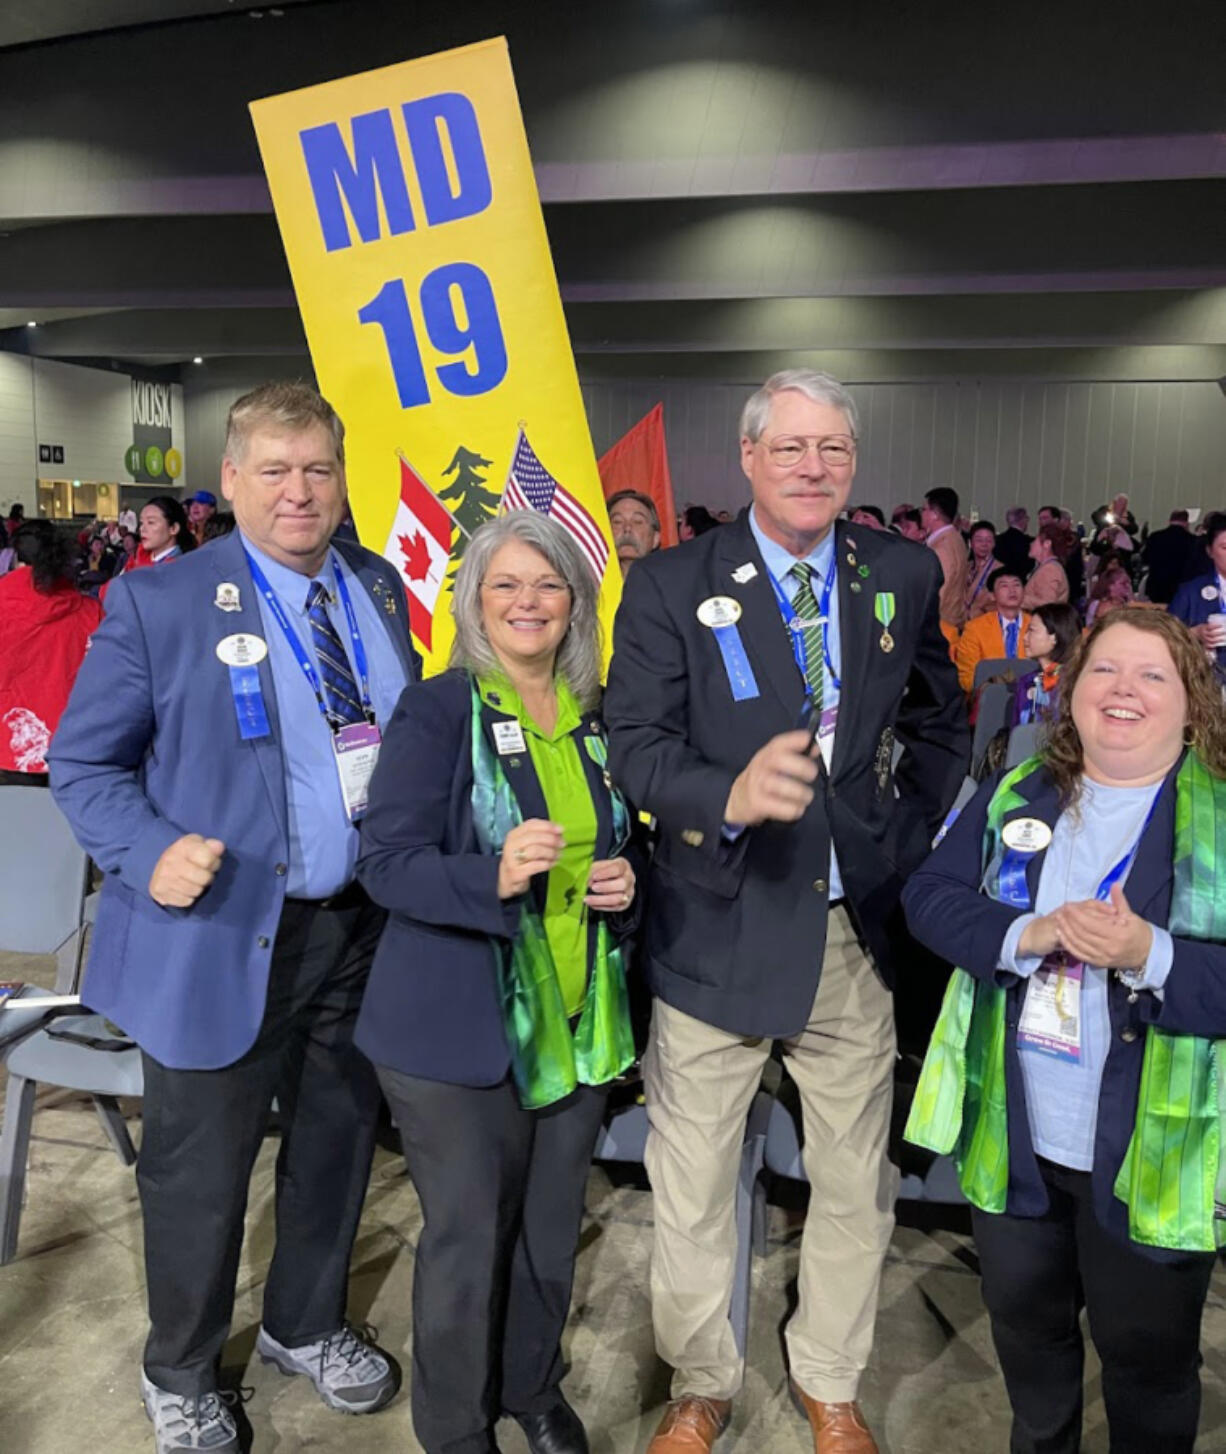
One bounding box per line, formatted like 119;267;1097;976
0;353;185;515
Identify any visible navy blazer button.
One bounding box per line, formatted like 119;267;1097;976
257;935;270;949
274;863;287;876
813;879;828;893
1121;1027;1138;1043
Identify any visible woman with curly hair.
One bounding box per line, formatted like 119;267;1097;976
1022;520;1076;610
904;610;1226;1454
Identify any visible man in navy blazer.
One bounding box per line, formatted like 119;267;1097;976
50;383;418;1454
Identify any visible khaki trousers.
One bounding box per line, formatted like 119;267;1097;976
643;905;898;1404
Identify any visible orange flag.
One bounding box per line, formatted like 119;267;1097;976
597;403;678;548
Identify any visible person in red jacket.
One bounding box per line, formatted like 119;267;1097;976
0;521;102;783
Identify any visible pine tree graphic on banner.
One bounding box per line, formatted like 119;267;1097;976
439;445;499;579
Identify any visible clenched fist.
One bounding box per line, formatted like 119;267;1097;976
149;834;226;908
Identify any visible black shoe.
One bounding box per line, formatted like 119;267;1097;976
514;1398;590;1454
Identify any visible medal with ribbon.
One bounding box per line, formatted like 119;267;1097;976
874;591;896;653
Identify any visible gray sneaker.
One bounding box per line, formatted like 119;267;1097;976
256;1324;398;1413
140;1371;240;1452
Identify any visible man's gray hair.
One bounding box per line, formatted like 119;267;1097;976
739;369;859;443
448;512;602;709
1006;506;1029;527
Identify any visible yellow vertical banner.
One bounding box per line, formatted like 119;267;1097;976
249;37;619;673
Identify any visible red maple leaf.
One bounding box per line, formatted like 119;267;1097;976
398;530;432;583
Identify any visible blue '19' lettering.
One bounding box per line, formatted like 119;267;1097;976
300;109;416;253
401;93;492;227
358;262;508;409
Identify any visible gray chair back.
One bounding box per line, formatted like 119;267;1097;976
1006;721;1044;768
972;656;1038;692
0;787;89;961
970;683;1011;778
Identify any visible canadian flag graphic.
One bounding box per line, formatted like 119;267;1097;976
384;456;454;651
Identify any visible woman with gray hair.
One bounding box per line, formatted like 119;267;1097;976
356;510;638;1454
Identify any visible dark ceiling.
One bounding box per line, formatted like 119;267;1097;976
0;0;1224;386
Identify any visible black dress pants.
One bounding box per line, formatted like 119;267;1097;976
377;1065;608;1454
138;894;385;1396
972;1159;1215;1454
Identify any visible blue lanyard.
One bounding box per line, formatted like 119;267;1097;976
997;787;1162;910
244;551;373;725
766;561;840;694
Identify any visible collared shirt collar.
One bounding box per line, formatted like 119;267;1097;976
927;523;955;545
747;505;837;590
240;532;338;614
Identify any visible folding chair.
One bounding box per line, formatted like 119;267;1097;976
972;656;1037;693
0;786;143;1264
1006;720;1043;768
970;682;1010;778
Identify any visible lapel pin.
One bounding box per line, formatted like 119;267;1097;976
846;535;858;551
858;563;870;578
875;591;896;651
214;582;241;612
849;581;862;594
846;553;857;568
731;562;758;584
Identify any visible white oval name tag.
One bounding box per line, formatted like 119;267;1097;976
216;633;268;668
1002;817;1053;854
1203;584;1219;601
697;595;742;629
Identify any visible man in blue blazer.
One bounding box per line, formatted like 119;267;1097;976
50;383;419;1454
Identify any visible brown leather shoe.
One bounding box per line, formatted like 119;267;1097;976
646;1396;732;1452
789;1381;878;1453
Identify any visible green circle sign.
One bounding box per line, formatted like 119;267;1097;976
145;445;164;477
164;448;182;480
124;444;143;475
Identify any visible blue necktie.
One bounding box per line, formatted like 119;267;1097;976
306;580;365;726
1004;617;1019;658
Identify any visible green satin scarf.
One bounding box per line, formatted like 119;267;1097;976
469;681;635;1110
906;751;1226;1251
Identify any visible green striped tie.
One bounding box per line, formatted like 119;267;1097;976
788;562;825;711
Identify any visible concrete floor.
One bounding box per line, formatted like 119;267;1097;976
4;949;1226;1453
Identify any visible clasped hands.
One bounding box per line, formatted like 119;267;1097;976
497;818;635;910
1016;882;1153;972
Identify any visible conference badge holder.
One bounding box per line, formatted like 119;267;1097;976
1018;951;1083;1063
332;720;381;822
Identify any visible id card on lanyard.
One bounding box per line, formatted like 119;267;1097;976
1010;790;1160;1063
767;564;840;769
245;551;382;821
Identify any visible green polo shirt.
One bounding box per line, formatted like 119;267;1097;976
478;675;597;1017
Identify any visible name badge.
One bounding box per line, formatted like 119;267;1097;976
493;720;527;756
216;633;268;667
815;704;838;773
1018;954;1083;1062
332;721;381;822
1203;584;1219;601
1002;817;1052;853
697;595;742;628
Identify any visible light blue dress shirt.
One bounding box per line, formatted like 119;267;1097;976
746;507;844;899
998;777;1172;1170
242;534;410;898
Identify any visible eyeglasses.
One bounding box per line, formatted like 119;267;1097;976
480;577;571;601
764;435;857;469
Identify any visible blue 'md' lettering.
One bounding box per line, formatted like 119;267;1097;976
300;109;415;253
401;92;492;227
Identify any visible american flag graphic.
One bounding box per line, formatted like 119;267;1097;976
501;427;611;581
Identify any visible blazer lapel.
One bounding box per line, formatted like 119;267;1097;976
830;519;876;776
714;512;806;720
478;699;549;915
1126;767;1177;921
334;539;418;682
208;534;288;837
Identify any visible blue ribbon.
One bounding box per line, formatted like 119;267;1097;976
229;664;271;741
713;623;760;701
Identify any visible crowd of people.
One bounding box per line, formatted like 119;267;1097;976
1;371;1225;1454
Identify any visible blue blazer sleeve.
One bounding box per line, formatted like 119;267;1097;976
901;771;1029;982
48;575;186;899
357;678;520;938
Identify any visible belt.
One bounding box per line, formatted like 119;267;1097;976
829;896;847;909
284;881;370;912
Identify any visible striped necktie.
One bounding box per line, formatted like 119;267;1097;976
788;562;825;711
306;580;365;726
